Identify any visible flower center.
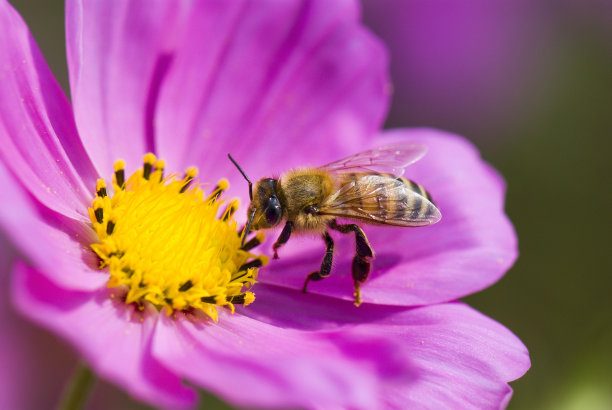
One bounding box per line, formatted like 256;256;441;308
88;153;267;321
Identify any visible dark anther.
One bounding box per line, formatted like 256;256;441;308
238;259;263;271
179;280;194;292
179;178;193;194
115;169;125;189
143;163;153;180
96;187;107;197
241;235;262;252
164;297;173;305
200;296;217;304
94;208;104;224
222;205;237;221
207;186;223;202
106;220;115;235
227;294;246;304
157;166;165;182
231;271;249;282
121;266;135;278
108;250;125;258
201;294;248;305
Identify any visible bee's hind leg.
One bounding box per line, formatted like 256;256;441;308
302;231;334;294
329;220;374;306
351;257;371;307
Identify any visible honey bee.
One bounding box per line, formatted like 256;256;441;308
228;143;441;306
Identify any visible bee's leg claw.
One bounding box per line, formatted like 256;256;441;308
273;251;279;260
303;231;334;294
302;271;324;293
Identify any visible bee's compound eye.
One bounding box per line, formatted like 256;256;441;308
265;196;282;226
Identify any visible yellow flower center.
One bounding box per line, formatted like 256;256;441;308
88;153;267;321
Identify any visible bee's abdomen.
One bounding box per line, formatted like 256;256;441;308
337;173;438;225
360;173;436;223
394;176;436;221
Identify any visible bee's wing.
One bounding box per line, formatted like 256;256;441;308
319;143;427;177
319;174;441;226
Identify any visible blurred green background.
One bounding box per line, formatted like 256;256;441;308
10;0;612;409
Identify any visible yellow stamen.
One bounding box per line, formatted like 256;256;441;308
142;153;157;180
143;153;157;164
222;199;240;221
113;159;126;190
95;179;107;197
154;159;166;181
242;232;265;252
184;166;198;179
206;178;229;202
89;156;265;321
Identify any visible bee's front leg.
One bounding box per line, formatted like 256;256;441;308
302;231;334;293
272;221;293;259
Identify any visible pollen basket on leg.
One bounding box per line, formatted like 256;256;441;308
88;154;266;321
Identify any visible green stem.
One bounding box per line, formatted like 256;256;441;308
57;362;96;410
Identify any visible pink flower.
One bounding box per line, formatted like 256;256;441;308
0;0;529;408
362;0;546;134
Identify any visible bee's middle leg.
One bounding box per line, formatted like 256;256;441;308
329;220;374;306
302;231;334;294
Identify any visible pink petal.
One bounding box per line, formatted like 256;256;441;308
260;128;517;305
0;234;77;410
12;263;197;409
152;0;389;181
242;284;530;408
0;0;97;219
380;303;529;409
153;308;411;409
65;0;192;177
65;0;388;209
0;162;107;290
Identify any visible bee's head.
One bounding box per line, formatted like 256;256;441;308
228;154;283;246
249;178;283;231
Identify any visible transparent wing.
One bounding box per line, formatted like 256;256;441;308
320;174;441;226
320;143;428;177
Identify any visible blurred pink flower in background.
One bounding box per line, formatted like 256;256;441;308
0;0;529;408
362;0;548;137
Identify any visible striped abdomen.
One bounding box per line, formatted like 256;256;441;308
329;173;440;226
393;176;438;222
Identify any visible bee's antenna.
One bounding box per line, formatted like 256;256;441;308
228;153;253;200
242;208;256;247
